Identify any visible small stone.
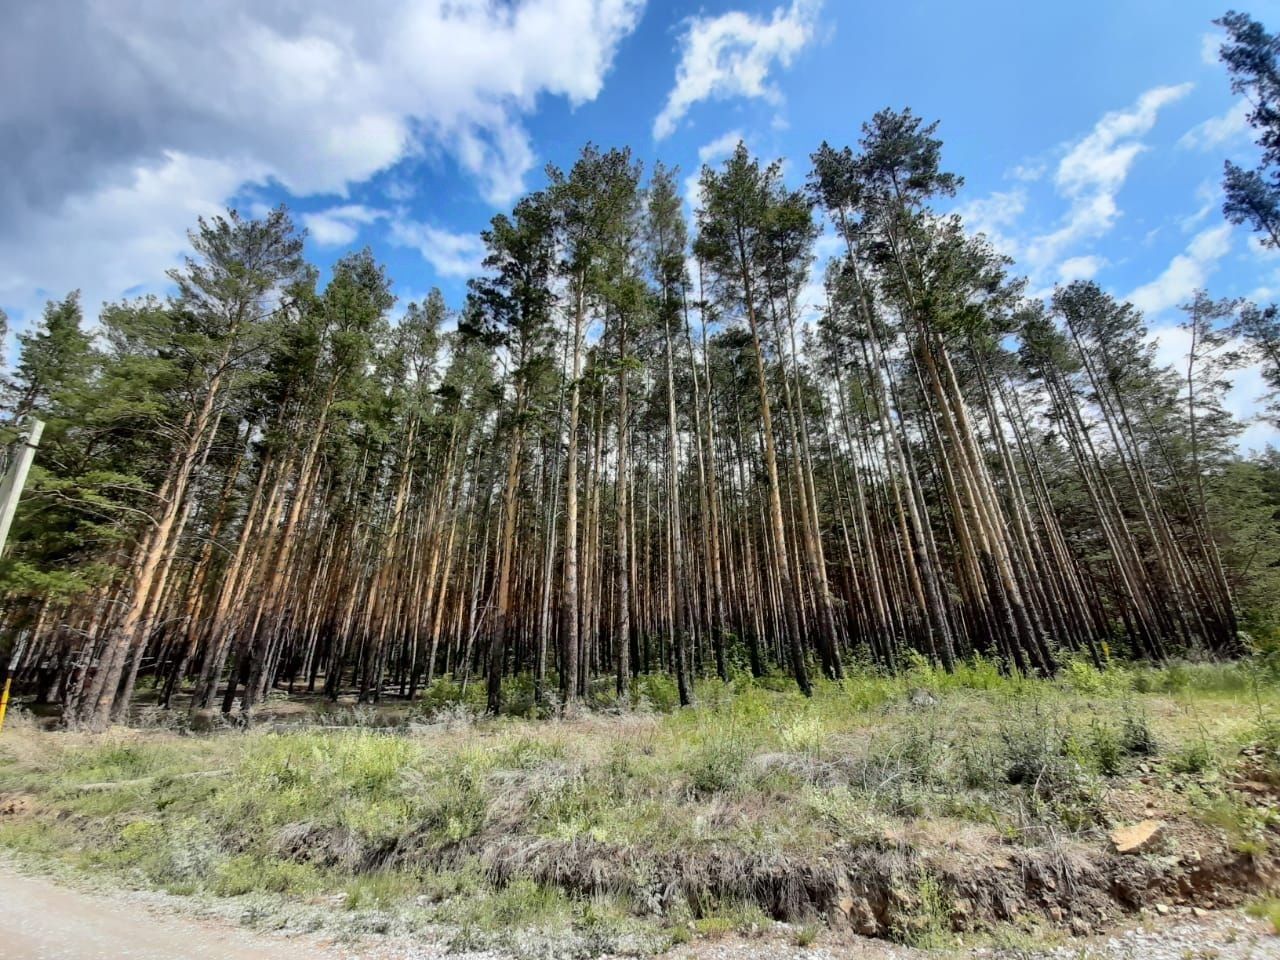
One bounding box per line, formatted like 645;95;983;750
1193;907;1209;918
1110;819;1165;854
1155;903;1170;915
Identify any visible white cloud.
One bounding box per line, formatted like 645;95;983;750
1010;160;1047;183
684;130;746;211
389;219;486;279
1057;255;1107;283
1056;84;1192;196
1149;320;1280;453
1127;223;1233;317
1181;180;1220;233
653;0;819;140
698;130;746;164
794;226;842;329
1178;100;1250;151
302;204;386;247
0;151;260;322
1024;83;1193;276
1248;234;1280;261
953;188;1026;258
0;0;643;323
1201;31;1224;67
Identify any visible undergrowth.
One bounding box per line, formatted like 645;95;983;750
0;657;1277;955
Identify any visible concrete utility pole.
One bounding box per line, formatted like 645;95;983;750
0;417;43;733
0;417;43;559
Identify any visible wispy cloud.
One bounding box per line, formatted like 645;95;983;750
302;204;386;247
1057;254;1108;283
1180;180;1221;233
653;0;820;140
1178;100;1250;151
389;218;486;279
1201;31;1224;67
1022;83;1193;277
1127;223;1233;317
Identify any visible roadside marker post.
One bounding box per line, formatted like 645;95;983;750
0;417;44;733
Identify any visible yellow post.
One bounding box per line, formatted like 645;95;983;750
0;676;10;733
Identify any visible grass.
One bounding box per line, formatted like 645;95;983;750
0;657;1278;956
1246;897;1280;934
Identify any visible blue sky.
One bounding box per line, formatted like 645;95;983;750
3;0;1278;445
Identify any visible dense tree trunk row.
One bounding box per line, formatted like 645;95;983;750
0;118;1255;727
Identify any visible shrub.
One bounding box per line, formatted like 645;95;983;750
1120;712;1159;757
1246;898;1280;934
213;854;320;896
414;678;484;718
635;674;680;713
1192;789;1269;855
1062;658;1130;696
777;715;826;756
685;739;746;795
949;655;1008;691
894;872;951;948
795;922;820;946
1169;739;1216;776
419;762;488;843
998;720;1100;828
345;870;421;910
1083;721;1123;776
1000;722;1057;787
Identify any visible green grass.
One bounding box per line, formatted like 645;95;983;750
1246;897;1280;934
1;658;1278;955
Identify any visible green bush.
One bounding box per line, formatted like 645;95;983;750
1120;711;1159;757
635;674;680;712
1169;739;1215;775
685;738;746;795
213;854;321;896
345;870;421;910
1246;897;1280;934
1083;722;1123;776
419;762;488;843
998;720;1100;827
414;678;484;717
1062;658;1131;696
893;871;951;948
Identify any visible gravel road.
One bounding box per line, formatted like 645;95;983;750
0;867;346;960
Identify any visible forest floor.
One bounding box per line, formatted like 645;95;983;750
2;660;1280;958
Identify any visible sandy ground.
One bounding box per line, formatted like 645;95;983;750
1;863;1277;960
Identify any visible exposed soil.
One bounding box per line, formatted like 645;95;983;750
357;769;1280;941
